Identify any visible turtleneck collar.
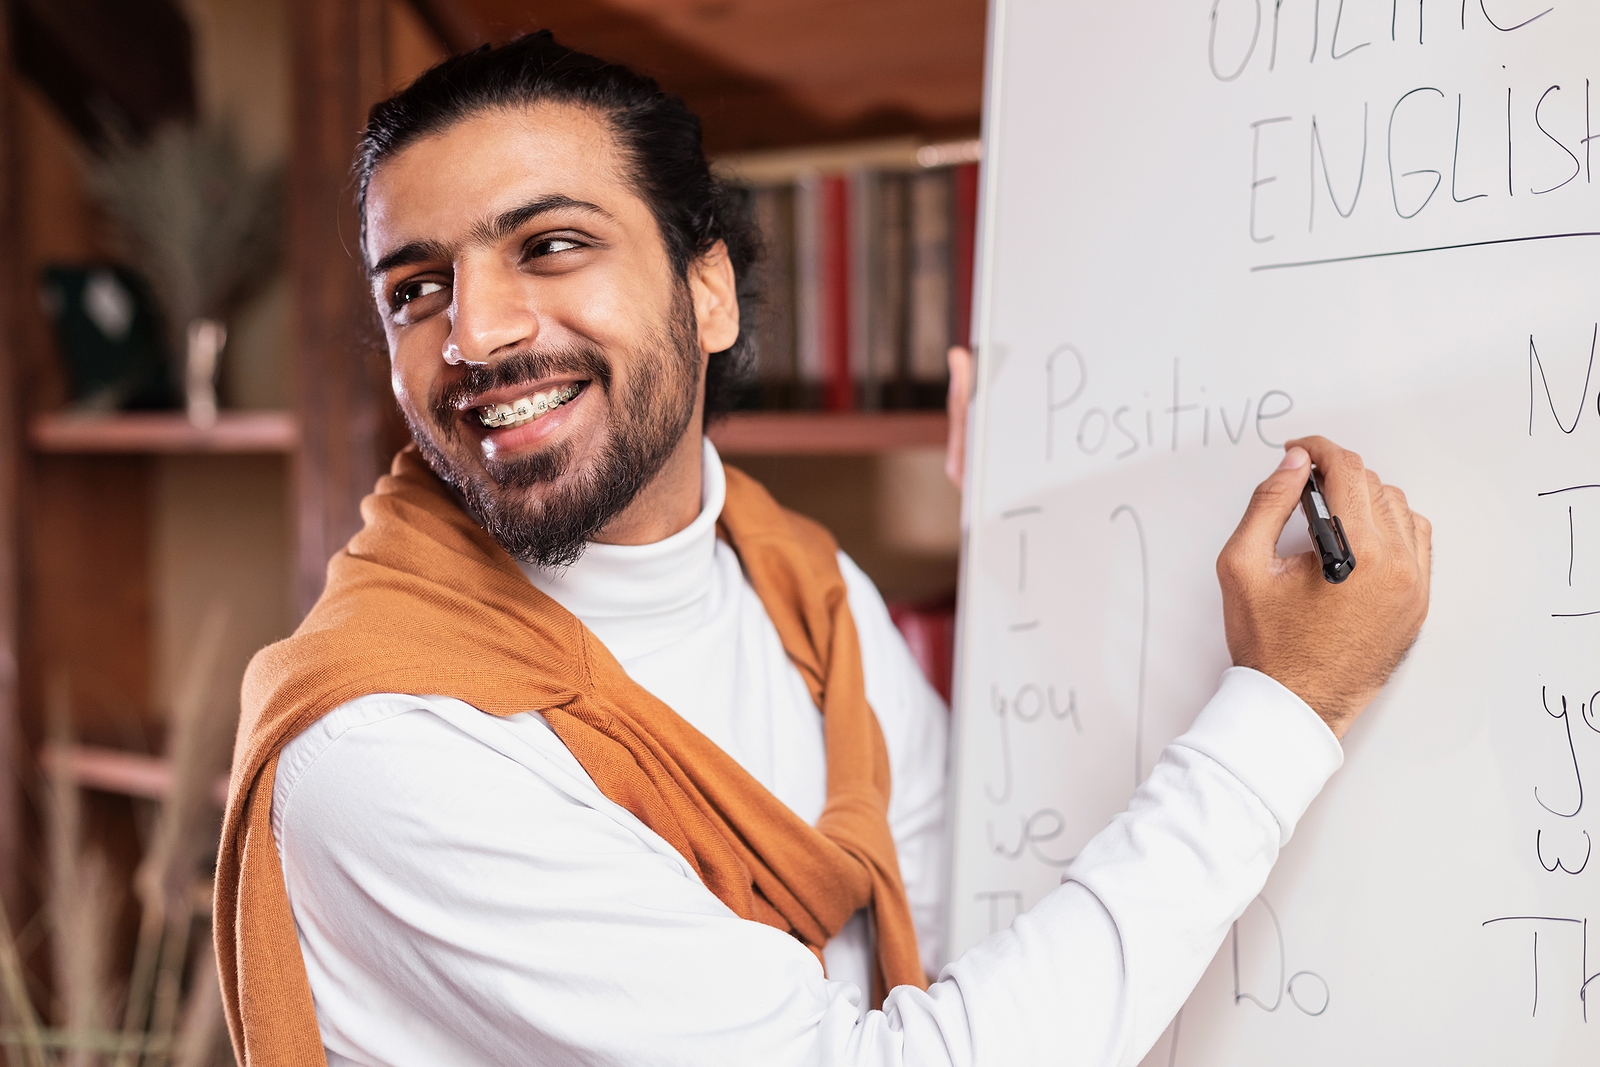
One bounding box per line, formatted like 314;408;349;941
517;437;726;662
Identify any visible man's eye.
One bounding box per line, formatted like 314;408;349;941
396;280;445;305
530;237;583;257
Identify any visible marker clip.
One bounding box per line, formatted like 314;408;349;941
1301;467;1356;585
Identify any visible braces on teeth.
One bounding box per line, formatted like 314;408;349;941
478;383;582;428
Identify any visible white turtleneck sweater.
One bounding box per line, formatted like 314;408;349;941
272;439;1343;1067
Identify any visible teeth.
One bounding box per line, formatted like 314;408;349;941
478;383;581;428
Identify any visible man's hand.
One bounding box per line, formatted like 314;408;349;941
1216;437;1431;739
946;346;974;489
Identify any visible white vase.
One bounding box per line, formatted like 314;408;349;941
185;319;227;429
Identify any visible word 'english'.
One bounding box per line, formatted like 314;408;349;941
1247;79;1600;247
1044;346;1295;463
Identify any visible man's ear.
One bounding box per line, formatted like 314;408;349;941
688;240;740;354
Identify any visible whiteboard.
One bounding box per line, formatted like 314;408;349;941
948;2;1600;1063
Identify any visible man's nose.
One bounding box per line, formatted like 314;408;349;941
444;262;538;365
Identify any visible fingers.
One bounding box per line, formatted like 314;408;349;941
1341;455;1430;607
1287;435;1375;530
1226;445;1312;560
1382;482;1409;514
1284;437;1432;587
1412;509;1433;587
945;346;973;489
1386;486;1431;588
1377;483;1416;555
1370;480;1410;551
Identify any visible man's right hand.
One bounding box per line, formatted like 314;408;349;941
1216;436;1432;739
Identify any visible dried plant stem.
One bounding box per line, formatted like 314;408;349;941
0;895;48;1067
35;605;236;1066
113;909;193;1067
171;933;224;1067
85;123;284;361
117;601;234;1067
148;918;193;1050
0;1028;173;1055
113;901;166;1067
46;675;125;1067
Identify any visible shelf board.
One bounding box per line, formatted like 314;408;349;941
27;410;944;456
708;410;948;455
39;741;228;806
28;410;300;454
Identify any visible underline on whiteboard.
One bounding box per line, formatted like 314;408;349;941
1539;485;1600;497
1250;231;1600;272
1553;610;1600;618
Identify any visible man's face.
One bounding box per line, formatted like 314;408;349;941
364;103;732;567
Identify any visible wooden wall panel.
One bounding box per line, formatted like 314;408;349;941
22;457;155;745
0;2;23;924
288;0;408;616
10;0;196;147
10;27;158;954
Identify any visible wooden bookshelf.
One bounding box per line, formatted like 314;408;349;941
707;410;948;454
27;410;300;454
713;136;981;184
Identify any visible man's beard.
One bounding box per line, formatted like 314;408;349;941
405;289;702;569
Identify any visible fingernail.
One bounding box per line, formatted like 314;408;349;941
1278;447;1308;470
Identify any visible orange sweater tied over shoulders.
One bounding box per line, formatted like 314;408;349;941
215;446;926;1065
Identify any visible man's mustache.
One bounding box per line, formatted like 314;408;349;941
431;346;614;429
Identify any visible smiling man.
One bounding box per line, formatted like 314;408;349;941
216;32;1431;1067
372;99;718;572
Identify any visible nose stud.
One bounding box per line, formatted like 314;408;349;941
442;342;487;367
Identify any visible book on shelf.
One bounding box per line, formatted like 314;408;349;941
751;184;798;409
887;596;957;706
735;146;980;413
791;174;823;409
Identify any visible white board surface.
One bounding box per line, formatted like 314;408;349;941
949;2;1600;1063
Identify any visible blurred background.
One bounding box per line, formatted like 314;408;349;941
0;0;983;1061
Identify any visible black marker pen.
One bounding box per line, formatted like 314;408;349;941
1301;465;1356;584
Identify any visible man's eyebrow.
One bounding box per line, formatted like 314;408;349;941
369;196;615;277
371;238;452;276
471;194;615;245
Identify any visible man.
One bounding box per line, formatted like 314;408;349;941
216;32;1431;1067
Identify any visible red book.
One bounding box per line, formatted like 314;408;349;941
887;597;957;706
821;174;854;411
950;162;980;350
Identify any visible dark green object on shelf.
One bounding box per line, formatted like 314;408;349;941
39;264;177;410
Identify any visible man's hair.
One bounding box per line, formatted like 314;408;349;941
355;31;759;419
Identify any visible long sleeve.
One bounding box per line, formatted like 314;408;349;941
935;668;1343;1066
274;668;1339;1066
